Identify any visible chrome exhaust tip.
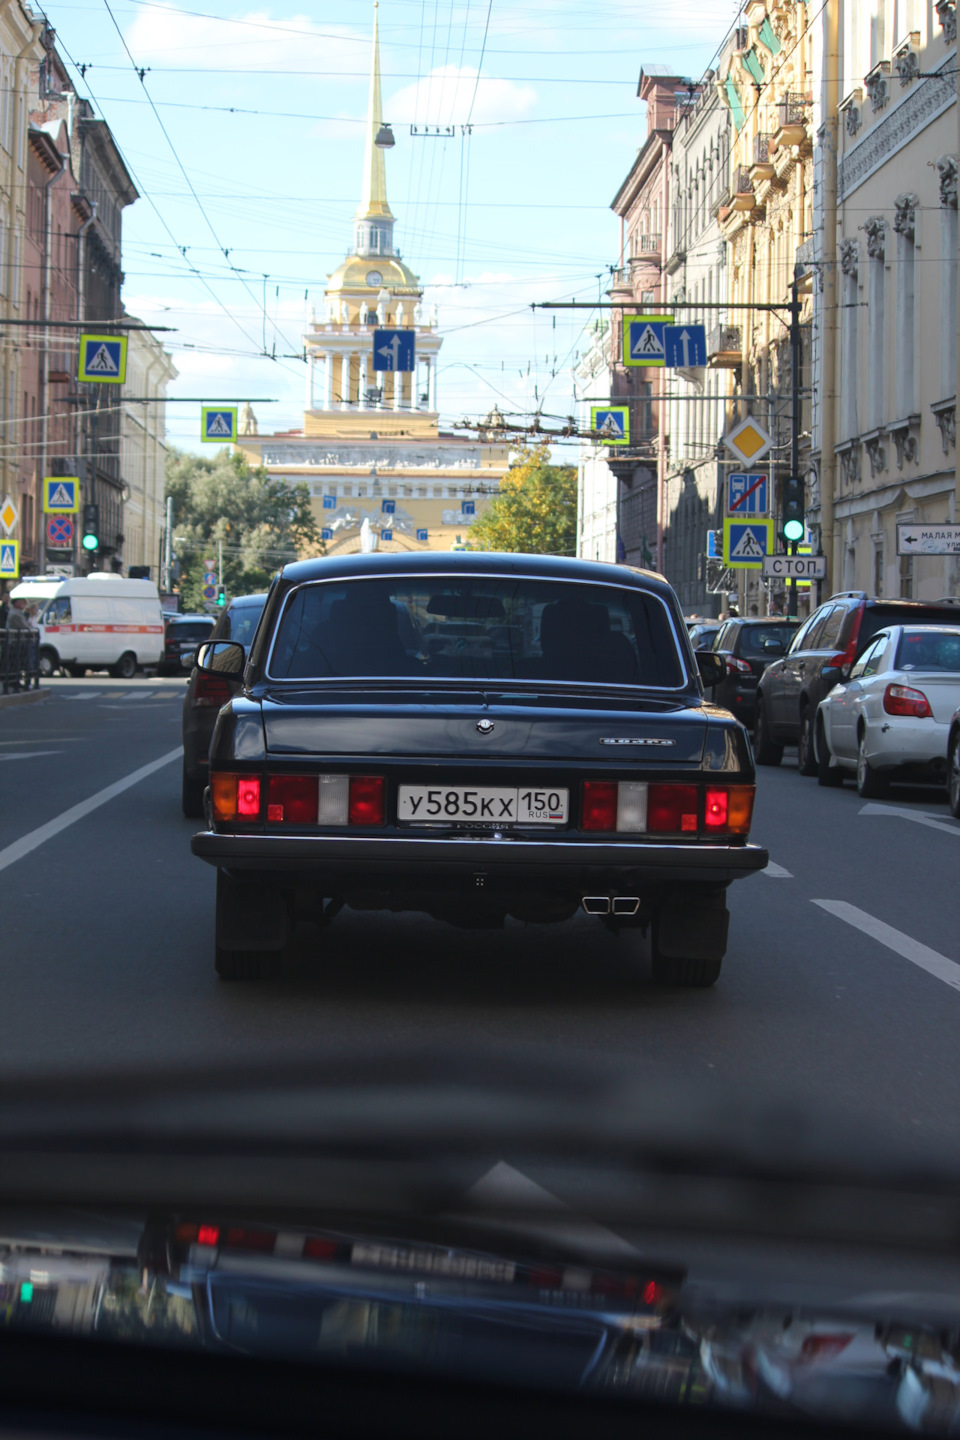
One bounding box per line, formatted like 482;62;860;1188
611;897;640;916
581;896;611;916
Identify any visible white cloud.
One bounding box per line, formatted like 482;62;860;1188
388;66;537;128
125;4;366;73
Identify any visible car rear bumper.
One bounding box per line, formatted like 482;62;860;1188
191;830;769;885
868;719;952;771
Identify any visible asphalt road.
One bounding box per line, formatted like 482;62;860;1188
1;674;958;1155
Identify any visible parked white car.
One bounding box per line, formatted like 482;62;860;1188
814;624;960;797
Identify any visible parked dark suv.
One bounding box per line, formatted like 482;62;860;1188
181;592;267;817
706;617;798;728
755;592;960;772
159;614;215;675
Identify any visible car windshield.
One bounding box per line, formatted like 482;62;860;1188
895;630;960;671
738;624;796;658
218;601;265;647
268;577;685;688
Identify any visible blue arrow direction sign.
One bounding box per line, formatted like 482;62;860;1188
727;471;769;515
322;495;336;509
381;529;393;542
664;324;707;368
321;527;333;542
381;498;396;514
416;528;428;543
462;500;476;516
373;328;415;372
622;315;671;367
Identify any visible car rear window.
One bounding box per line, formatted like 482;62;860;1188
268;577;685;688
218;602;265;648
169;620;214;640
738;624;797;658
860;604;960;650
895;629;960;671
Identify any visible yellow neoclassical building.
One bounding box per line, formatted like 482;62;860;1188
236;6;509;553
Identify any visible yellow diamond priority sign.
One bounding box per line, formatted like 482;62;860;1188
722;416;773;465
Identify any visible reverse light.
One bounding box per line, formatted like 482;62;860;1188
348;775;385;826
883;683;933;718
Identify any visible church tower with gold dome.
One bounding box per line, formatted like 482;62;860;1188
235;4;509;554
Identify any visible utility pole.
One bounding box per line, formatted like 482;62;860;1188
789;264;803;619
163;494;173;593
218;537;224;606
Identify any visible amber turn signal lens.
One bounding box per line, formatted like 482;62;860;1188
211;772;237;820
704;785;754;834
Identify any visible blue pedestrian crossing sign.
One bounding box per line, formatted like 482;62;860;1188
43;476;79;513
0;539;18;578
622;314;671;367
201;407;238;443
78;334;127;384
727;472;769;516
723;518;774;569
373;328;415;372
664;324;707;368
590;404;630;445
416;528;428;543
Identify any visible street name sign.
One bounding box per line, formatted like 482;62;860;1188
664;324;707;368
373;328;415;372
727;471;769;515
43;477;79;513
622;315;671;367
762;554;827;580
896;523;960;556
0;539;18;578
202;407;238;443
78;334;127;384
723;517;773;569
590;404;629;445
722;416;773;464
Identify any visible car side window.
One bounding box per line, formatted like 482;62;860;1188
816;605;846;651
848;636;880;680
713;622;733;651
860;635;889;678
792;607;828;653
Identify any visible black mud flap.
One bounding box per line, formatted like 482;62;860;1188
655;889;729;962
216;871;290;952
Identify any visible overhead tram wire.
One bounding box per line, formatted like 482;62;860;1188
101;0;305;368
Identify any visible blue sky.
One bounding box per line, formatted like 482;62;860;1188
41;0;738;453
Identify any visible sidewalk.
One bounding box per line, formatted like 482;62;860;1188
0;689;48;710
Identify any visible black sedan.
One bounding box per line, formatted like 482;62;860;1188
158;613;216;675
181;592;267;817
190;554;767;985
706;617;798;727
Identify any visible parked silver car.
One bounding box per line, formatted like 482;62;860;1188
814;625;960;797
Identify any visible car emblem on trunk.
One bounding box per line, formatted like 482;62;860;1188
477;719;495;735
600;737;676;746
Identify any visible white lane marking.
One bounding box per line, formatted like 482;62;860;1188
813;900;960;994
763;861;793;878
0;751;62;762
62;692;103;701
859;801;960;838
466;1161;638;1260
0;746;181;875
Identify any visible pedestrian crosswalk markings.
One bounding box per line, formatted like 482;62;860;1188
731;528;765;559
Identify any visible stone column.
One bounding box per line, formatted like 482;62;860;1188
392;364;403;410
324;352;334;409
428;357;437;412
360;352;369;409
338;354;349;410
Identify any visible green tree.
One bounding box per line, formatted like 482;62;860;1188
467;445;577;556
165;447;321;609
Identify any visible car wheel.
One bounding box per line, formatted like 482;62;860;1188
857;732;889;798
815;714;844;787
214;870;290;981
38;647;60;678
181;766;205;819
650;891;727;988
112;651;137;680
947;730;960;820
754;700;783;766
797;710;817;777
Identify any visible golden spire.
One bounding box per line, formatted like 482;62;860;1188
356;3;394;221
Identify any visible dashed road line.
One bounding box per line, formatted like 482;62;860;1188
0;747;181;874
763;861;793;878
812;899;960;995
859;802;960;838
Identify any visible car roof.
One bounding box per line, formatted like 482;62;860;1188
169;612;214;622
227;593;268;607
735;617;798;625
877;623;960;636
279;552;672;596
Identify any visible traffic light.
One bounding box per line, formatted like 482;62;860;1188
81;502;99;552
781;476;805;545
217;586;226;606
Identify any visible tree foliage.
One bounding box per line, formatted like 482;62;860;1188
467;445;577;556
165;447;321;610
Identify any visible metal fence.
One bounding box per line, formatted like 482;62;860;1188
0;629;41;694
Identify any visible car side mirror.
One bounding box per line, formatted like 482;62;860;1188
696;649;726;688
180;650;196;670
195;640;245;678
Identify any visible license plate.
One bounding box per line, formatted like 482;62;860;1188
397;785;569;826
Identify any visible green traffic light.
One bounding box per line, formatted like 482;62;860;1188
783;517;805;543
81;533;99;551
19;1282;33;1303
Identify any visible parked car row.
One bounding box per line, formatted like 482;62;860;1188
720;591;960;819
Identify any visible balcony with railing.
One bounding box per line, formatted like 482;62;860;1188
750;132;775;180
731;166;756;212
707;325;742;368
775;93;808;147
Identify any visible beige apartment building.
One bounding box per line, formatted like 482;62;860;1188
120;319;177;576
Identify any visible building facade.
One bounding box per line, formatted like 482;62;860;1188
238;11;508;550
575;317;619;565
120;318;177;576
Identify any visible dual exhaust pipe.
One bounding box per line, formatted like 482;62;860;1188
581;896;640;916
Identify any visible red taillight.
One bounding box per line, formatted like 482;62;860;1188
581;780;618;831
266;774;318;824
525;1267;565;1289
825;603;864;670
704;785;755;834
648;784;699;833
348;775;385;826
883;683;932;718
303;1236;339;1261
237;776;261;817
196;1225;220;1247
224;1227;274;1252
642;1280;663;1306
726;655;752;675
194;672;234;707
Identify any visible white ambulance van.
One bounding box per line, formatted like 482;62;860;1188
9;573;164;678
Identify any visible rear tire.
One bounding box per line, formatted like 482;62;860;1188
650;891;727;988
816;714;844;787
948;730;960;820
754;700;783;766
181;766;205;819
857;732;889;798
112;651;137;680
38;647;59;679
797;710;817;776
214;870;290;981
